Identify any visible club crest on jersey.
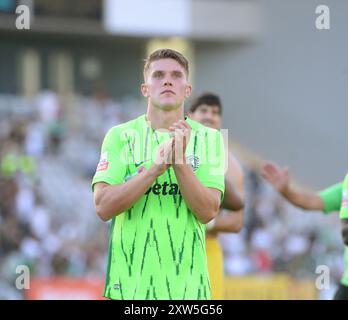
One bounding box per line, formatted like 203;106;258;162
96;151;109;172
186;155;200;172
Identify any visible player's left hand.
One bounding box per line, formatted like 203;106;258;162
168;119;191;166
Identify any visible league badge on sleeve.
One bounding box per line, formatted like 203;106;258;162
96;151;109;172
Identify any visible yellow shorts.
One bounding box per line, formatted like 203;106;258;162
206;236;224;300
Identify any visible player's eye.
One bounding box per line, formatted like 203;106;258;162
153;71;164;79
172;71;183;79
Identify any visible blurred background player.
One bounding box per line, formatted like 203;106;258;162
189;93;244;299
261;162;348;300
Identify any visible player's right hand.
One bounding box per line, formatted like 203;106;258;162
261;161;289;193
152;138;174;176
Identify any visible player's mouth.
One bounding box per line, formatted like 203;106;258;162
203;120;213;126
161;90;175;95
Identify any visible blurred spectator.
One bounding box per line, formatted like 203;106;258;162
36;90;60;125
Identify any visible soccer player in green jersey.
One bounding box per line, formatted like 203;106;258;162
340;174;348;274
262;162;348;300
340;174;348;227
92;49;226;300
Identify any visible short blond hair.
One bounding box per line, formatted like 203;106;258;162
143;48;189;79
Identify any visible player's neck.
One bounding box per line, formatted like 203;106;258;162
146;105;185;130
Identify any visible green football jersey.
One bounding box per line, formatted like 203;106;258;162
340;174;348;219
319;183;343;214
319;181;348;286
339;173;348;286
92;114;225;300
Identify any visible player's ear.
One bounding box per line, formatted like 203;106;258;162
185;84;192;98
141;83;149;97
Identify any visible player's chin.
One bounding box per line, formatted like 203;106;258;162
158;101;180;111
202;121;214;129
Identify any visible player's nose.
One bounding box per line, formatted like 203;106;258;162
162;73;173;86
163;79;173;87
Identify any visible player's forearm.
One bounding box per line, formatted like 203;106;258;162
209;211;244;233
95;167;159;221
342;219;348;246
221;179;244;211
281;186;324;211
173;164;220;224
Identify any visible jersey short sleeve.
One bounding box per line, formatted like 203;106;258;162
194;128;225;200
91;126;127;191
318;182;343;214
340;174;348;219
